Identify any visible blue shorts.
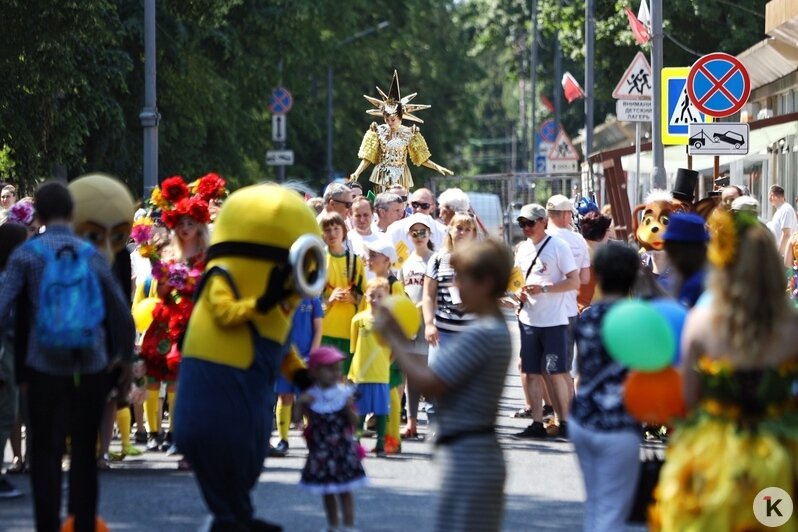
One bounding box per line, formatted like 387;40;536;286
354;383;390;416
519;322;569;375
274;375;299;395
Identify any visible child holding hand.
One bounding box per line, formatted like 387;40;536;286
298;347;367;532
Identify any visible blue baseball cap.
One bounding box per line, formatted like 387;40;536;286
663;212;709;243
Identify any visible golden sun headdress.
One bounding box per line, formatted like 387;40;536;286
364;70;430;123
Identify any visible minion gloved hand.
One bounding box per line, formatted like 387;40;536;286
255;264;292;313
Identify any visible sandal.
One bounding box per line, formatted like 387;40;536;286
401;427;418;439
511;408;533;419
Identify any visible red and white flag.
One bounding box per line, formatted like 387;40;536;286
638;0;650;27
540;94;555;114
625;4;650;45
561;72;585;103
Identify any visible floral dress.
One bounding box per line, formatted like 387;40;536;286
140;254;204;381
299;384;368;495
650;356;798;531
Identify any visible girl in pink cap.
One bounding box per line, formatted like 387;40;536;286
298;347;367;532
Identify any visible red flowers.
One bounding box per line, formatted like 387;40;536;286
161;176;190;202
197;173;226;201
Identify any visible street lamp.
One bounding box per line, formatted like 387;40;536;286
326;21;390;181
141;0;160;199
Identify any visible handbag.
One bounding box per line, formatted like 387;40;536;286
627;440;665;524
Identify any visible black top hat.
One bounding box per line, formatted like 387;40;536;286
672;168;698;203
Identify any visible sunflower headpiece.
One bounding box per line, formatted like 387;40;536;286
706;208;759;268
363;70;430;124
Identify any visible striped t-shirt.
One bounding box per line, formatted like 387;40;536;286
429;317;512;440
426;251;477;332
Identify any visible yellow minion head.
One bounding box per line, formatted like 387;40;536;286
69;173;136;263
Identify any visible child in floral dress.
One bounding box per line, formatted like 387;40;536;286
298;347;367;532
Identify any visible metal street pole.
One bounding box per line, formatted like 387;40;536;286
554;38;562;128
140;0;159;199
325;21;390;181
650;0;666;189
529;0;539;172
584;0;595;189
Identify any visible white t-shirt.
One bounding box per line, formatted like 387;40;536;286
398;252;431;304
546;225;590;317
515;236;577;327
767;202;797;242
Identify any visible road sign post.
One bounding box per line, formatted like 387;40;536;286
272;115;287;142
661;67;712;145
546;129;580;174
266;150;295;166
687;123;749;156
613;52;653;100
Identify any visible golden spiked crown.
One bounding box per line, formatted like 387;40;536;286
364;70;430;123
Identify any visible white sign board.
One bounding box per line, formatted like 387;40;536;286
266;150;294;166
616;99;653;122
272;115;287;142
546;160;579;174
613;52;653;100
687;123;749;156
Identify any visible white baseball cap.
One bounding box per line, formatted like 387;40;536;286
404;213;434;232
363;236;398;263
546;194;575;212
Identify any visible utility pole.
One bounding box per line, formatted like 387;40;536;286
584;0;595;187
140;0;159;199
529;0;539;173
651;0;666;189
554;38;562;128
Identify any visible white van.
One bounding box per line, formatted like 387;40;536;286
466;192;505;242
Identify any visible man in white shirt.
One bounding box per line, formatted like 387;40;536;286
512;204;578;440
546;194;591;373
373;192;404;234
347;197;380;259
767;184;796;257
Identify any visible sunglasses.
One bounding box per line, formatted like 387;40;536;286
518;219;537;229
411;201;431;210
410;229;429;238
332;198;353;209
399;195;408;202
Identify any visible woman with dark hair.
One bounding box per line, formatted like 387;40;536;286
577;211;612;313
0;223;28;497
570;242;642;532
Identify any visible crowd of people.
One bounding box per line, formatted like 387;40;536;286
0;173;796;532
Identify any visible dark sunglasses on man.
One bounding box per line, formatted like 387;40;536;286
333;198;353;209
411;201;431;210
517;219;537;229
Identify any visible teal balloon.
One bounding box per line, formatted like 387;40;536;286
600;300;676;372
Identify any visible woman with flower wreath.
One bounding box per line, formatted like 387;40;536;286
649;209;798;531
137;174;225;458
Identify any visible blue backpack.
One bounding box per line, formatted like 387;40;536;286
29;239;106;349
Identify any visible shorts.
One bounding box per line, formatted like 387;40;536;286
354;383;390;416
274;375;299;395
518;322;569;375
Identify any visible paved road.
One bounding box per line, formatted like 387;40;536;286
0;316;646;531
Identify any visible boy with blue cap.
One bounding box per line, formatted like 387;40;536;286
663;212;709;308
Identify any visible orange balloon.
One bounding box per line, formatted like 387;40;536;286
61;515;109;532
623;367;686;425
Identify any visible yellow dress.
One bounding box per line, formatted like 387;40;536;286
357;123;432;190
650;357;798;531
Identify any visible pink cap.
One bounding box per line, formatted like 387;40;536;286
308;346;345;369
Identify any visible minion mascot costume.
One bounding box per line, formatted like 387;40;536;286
174;184;327;532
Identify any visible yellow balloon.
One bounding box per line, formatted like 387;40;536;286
382;295;421;340
132;297;159;333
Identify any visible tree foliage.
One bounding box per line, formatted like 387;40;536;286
0;0;769;194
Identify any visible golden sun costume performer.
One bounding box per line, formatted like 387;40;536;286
350;70;452;191
173;184;327;531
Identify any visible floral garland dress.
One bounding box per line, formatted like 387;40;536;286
299;384;368;495
650;356;798;531
140;254;205;381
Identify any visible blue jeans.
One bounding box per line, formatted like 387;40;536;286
175;335;281;527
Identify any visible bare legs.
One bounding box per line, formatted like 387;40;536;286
322;492;355;529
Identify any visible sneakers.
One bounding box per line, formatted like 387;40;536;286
274;440;289;455
542;404;555;422
269;442;288;458
557;421;569;440
134;430;148;444
146;432;163;452
383;435;401;455
513;421;548;439
511;407;533;418
0;477;22;499
160;432;174;452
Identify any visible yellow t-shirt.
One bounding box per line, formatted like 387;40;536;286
348;309;391;384
357;275;406;313
322;250;366;339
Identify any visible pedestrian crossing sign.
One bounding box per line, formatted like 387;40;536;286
661;67;712;145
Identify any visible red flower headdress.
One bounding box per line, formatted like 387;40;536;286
152;174;226;229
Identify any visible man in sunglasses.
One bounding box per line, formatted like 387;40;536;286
511;204;578;441
385;188;447;269
317;182;353;223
